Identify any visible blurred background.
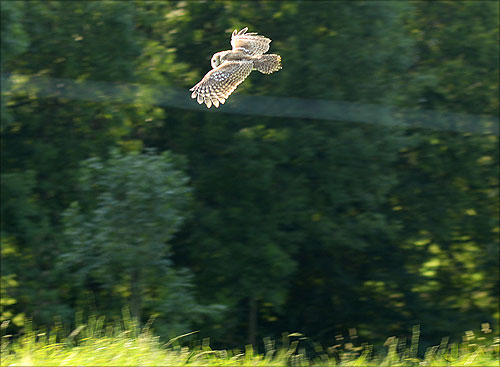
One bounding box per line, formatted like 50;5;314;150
1;0;498;352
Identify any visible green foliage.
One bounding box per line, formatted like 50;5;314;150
388;0;500;337
0;0;498;350
0;0;29;124
146;1;427;346
58;149;218;333
0;0;173;329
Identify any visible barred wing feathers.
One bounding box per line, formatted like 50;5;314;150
231;27;271;56
190;61;253;108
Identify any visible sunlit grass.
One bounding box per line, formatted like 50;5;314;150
1;314;498;366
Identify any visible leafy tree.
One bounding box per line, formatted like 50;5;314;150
0;0;160;328
143;0;420;347
0;0;28;125
389;0;499;341
59;149;194;322
1;0;497;349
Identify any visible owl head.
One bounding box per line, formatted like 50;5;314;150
211;51;230;69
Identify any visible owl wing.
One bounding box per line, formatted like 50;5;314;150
190;61;253;108
230;27;271;56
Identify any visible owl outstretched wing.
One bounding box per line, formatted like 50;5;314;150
190;61;253;108
231;27;271;56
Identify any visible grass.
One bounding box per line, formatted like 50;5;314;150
1;314;498;366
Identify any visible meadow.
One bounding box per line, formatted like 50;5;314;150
1;314;498;366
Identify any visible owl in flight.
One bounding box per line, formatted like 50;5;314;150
190;27;282;108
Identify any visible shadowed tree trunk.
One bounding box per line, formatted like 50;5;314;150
248;296;257;346
130;268;142;321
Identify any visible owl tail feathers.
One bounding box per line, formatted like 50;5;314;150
254;54;282;74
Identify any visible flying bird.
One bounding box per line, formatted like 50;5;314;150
190;27;282;108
